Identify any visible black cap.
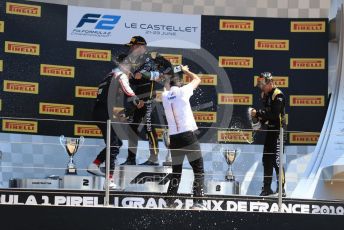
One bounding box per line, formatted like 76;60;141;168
125;36;147;47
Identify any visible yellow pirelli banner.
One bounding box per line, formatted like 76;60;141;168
75;86;98;98
0;60;3;72
5;41;40;56
219;56;253;68
290;58;325;69
39;102;74;116
218;131;253;143
290;132;320;144
193;111;217;123
291;21;326;32
6;2;41;17
40;64;75;78
218;93;252;105
3;80;39;94
74;124;102;137
219;19;254;31
0;21;4;33
2;119;38;133
254;39;289;51
160;54;182;65
76;48;111;61
254;76;289;88
290;95;325;106
183;74;217;86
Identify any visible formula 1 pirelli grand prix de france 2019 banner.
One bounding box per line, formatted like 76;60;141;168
1;190;344;216
0;0;328;145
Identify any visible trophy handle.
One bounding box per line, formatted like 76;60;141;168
73;136;85;153
79;136;85;146
59;135;66;149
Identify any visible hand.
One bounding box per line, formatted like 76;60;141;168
181;65;189;73
250;109;257;117
135;72;142;80
137;100;144;109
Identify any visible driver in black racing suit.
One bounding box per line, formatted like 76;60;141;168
120;36;173;166
250;72;287;197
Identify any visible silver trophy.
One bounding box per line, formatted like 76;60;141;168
59;135;84;175
223;149;238;181
162;129;172;166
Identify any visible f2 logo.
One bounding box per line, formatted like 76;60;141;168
76;14;121;30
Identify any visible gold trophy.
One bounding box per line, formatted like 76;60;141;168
59;135;84;175
223;149;238;181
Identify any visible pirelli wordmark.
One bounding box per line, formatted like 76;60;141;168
39;102;74;116
5;41;40;56
290;95;325;106
2;119;38;133
218;94;253;105
6;2;41;17
219;19;254;31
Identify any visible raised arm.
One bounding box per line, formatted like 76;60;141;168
182;65;201;90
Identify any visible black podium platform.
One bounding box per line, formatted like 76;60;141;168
0;188;344;229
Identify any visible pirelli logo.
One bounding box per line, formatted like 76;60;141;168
75;86;98;98
255;39;289;51
254;76;289;88
160;54;182;65
0;21;4;33
155;91;163;102
219;56;253;68
39;102;74;116
183;74;217;86
290;133;320;144
5;41;40;56
6;2;41;17
290;58;325;69
219;19;254;31
2;119;38;133
76;48;111;61
3;80;39;94
193;111;217;123
290;95;325;106
40;64;75;78
218;93;252;105
155;128;164;140
74;124;102;137
291;21;326;32
0;60;3;72
218;131;253;143
0;99;2;111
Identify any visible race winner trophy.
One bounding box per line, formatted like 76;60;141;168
223;149;237;181
59;135;84;175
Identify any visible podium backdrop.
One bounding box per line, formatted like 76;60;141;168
0;0;328;145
